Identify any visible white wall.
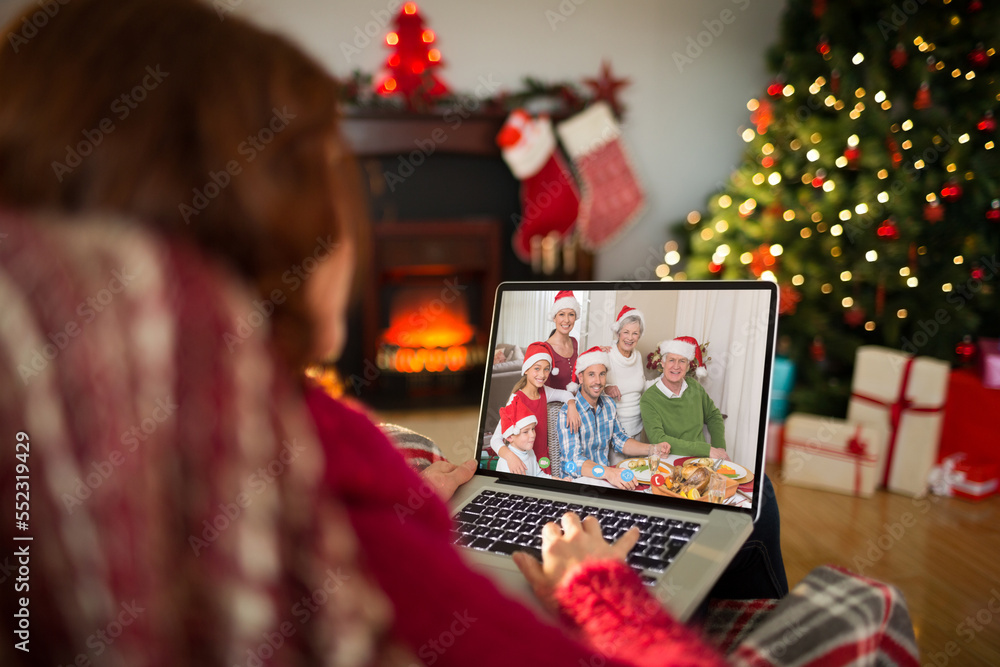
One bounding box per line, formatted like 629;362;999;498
233;0;787;280
1;0;786;280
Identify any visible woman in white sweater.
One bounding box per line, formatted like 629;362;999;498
604;306;656;439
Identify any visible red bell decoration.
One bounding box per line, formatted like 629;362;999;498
955;335;977;366
923;200;945;223
891;43;908;69
978;111;996;132
913;82;932;109
941;181;963;202
877;217;900;239
969;44;990;69
987;199;1000;222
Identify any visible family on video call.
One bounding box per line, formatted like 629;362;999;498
487;289;767;501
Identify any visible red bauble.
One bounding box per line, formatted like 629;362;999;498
941;181;963;202
978;111;996;132
886;136;903;168
844;307;866;328
817;37;831;57
751;98;774;134
913;82;932;109
762;156;775;168
968;0;983;12
969;44;990;69
955;335;977;365
708;261;723;274
924;201;945;223
767;80;784;97
891;43;908;69
988;199;1000;222
972;267;986;280
877;218;900;239
779;284;802;315
844;145;861;167
749;244;776;277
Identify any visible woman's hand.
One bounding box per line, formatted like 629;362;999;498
420;459;477;501
498;445;526;475
566;400;582;434
512;513;639;609
605;384;622;400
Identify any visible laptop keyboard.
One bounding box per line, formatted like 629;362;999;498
453;489;701;585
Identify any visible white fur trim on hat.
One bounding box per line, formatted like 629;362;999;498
548;293;581;321
500;115;557;180
572;347;610;393
611;306;645;335
659;338;696;361
502;414;538;440
521;351;552;376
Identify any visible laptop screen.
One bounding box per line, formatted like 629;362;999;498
477;281;778;519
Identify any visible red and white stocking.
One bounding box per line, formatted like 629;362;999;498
496;110;580;263
556;102;646;249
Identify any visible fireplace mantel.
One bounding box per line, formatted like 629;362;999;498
340;111;507;158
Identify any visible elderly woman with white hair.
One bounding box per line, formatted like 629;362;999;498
603;305;657;439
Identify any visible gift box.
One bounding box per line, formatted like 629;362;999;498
939;368;1000;463
929;454;999;502
781;413;886;497
978;338;1000;390
847;346;949;497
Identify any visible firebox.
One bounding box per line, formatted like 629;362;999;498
361;218;500;407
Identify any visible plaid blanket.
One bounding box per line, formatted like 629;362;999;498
723;566;919;666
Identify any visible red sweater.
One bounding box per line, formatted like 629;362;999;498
308;387;726;667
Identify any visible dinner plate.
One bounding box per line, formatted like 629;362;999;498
673;456;749;480
616;458;669;485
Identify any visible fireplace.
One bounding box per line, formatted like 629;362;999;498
336;111;589;407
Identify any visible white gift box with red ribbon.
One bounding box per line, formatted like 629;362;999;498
781;414;886;497
847;346;950;497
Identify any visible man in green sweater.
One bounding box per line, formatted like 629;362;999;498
639;336;729;460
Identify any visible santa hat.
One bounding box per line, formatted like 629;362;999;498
567;345;610;393
522;341;558;376
658;336;707;378
499;395;538;440
548;290;581;321
610;305;645;335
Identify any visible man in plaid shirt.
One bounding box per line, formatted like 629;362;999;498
558;346;670;489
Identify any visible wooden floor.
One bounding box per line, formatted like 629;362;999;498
376;406;1000;665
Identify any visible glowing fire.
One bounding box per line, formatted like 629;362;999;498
379;289;476;373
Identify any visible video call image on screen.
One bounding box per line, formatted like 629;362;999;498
481;286;774;508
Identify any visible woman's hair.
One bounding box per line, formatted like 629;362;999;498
613;314;645;342
0;0;363;369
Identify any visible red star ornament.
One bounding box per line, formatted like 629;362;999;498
584;61;630;119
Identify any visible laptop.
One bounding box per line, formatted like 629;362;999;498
449;280;779;621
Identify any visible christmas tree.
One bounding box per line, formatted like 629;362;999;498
375;2;449;109
670;0;1000;415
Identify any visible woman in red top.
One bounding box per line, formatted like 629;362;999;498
0;2;729;665
490;341;580;474
545;290;581;391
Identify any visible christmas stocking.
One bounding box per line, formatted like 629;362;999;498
496;110;580;263
556;101;646;249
